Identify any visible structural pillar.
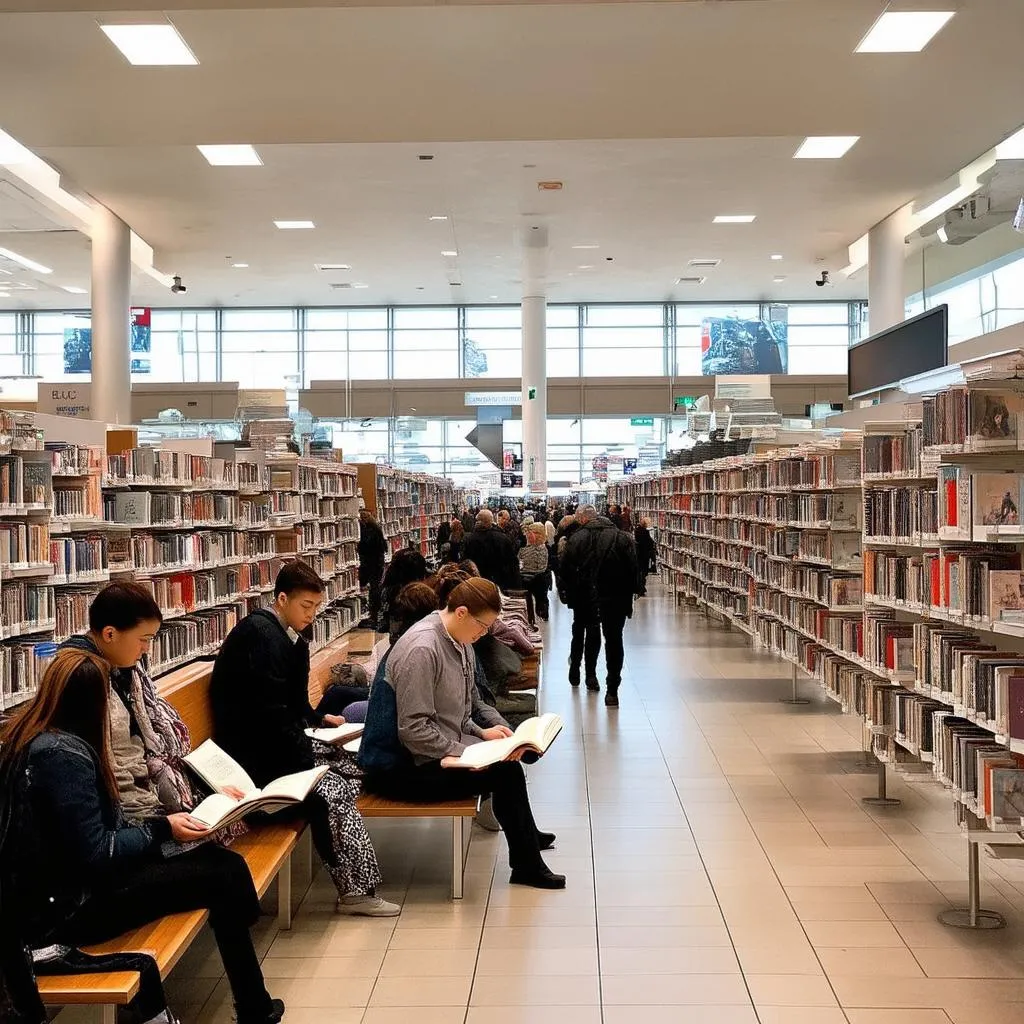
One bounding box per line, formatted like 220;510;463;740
521;225;548;491
867;207;909;336
90;205;132;424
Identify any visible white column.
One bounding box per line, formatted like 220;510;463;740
90;205;132;424
520;226;548;490
522;294;547;488
867;208;909;336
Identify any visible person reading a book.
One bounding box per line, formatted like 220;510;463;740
210;561;399;917
360;577;565;890
0;650;284;1024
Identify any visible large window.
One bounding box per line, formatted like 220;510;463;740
582;305;665;377
148;310;216;383
464;307;521;379
393;308;458;379
0;314;23;377
547;306;580;378
305;308;388;384
221;309;299;390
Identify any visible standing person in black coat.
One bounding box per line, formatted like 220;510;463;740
463;509;521;592
210;561;399;917
560;505;638;707
358;510;388;629
634;517;657;596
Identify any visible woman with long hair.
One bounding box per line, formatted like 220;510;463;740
378;548;430;642
359;578;564;890
0;651;283;1024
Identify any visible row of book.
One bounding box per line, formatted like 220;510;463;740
103;491;244;528
1;582;55;635
744;451;861;492
0;641;56;711
51;536;109;583
106;449;239;488
938;467;1024;540
862;429;924;478
0;522;50;566
0;454;52;508
863;485;938;542
923;385;1024;452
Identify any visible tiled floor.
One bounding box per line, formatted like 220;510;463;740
65;585;1024;1023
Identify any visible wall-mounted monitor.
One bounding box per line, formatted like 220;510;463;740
848;305;948;399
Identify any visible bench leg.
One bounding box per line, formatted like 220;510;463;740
87;1006;116;1024
278;853;293;930
451;816;465;900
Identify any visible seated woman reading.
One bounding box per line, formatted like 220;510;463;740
0;650;283;1024
359;577;565;890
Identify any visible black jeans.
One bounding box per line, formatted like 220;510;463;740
366;760;546;873
570;608;627;688
524;571;551;619
57;844;273;1022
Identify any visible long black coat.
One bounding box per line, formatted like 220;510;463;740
463;526;521;592
561;517;638;619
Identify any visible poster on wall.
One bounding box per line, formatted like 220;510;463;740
130;307;152;374
62;308;152;374
700;314;788;376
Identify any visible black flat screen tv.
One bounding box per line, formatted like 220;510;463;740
848;305;948;399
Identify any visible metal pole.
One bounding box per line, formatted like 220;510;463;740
938;841;1006;930
779;663;810;706
862;759;901;807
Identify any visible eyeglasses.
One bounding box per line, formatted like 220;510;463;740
469;613;493;634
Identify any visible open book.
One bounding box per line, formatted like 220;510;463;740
184;739;330;830
305;723;364;745
451;713;563;770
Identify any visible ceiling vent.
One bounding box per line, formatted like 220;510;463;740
315;263;351;272
687;259;721;269
675;275;707;286
329;282;354;290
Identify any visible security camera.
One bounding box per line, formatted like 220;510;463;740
815;270;830;288
170;275;187;294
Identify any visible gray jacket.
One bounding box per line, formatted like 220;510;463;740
384;612;501;764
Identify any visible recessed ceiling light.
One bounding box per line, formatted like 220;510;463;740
441;250;458;257
688;259;721;269
274;220;315;230
429;215;449;222
572;244;599;250
100;23;198;65
0;247;52;274
713;215;756;224
197;144;262;166
773;276;787;284
578;265;596;270
0;292;10;299
489;295;498;300
314;263;352;272
61;286;88;294
856;11;954;53
794;136;860;159
232;263;249;268
770;254;784;261
352;283;370;289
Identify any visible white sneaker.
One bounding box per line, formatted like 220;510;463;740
336;894;401;917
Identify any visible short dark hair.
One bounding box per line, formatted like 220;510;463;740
275;560;326;597
89;581;163;633
393;581;440;636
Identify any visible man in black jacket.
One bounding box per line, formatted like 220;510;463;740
463;509;521;591
560;505;638;707
358;509;387;628
210;561;399;916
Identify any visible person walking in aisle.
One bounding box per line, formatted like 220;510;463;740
0;650;284;1024
519;522;552;622
634;516;657;597
358;509;387;629
463;509;520;592
560;505;638;707
497;508;523;554
359;577;564;889
210;561;399;917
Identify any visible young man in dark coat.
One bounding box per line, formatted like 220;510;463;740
357;509;387;628
560;505;638;707
210;561;399;916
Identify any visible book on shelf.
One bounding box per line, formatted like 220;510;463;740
968;387;1024;451
938;465;972;540
448;713;563;769
988;764;1024;826
972;472;1024;539
185;740;330;830
305;722;364;745
988;571;1024;624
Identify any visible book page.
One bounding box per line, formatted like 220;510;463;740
189;792;247;829
306;723;364;745
185;739;258;796
260;764;330;802
512;713;563;749
458;735;519;769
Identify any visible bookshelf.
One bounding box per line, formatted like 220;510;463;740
353;464;460;559
0;411;365;710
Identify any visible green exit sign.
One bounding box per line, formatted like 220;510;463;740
630;416;654;427
674;395;697;410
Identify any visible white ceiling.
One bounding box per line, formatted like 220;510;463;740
1;0;1023;309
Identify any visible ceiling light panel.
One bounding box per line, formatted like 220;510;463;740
794;136;860;159
0;247;52;274
315;264;352;272
713;215;756;224
441;250;458;257
100;23;199;65
232;263;249;268
770;254;784;261
572;244;600;250
856;11;954;53
197;144;262;166
61;286;88;294
274;220;315;230
688;259;721;269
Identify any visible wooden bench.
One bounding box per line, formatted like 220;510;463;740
307;638;478;899
38;632;479;1018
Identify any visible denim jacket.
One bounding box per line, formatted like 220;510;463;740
4;732;170;946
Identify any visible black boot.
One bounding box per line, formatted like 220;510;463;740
605;679;620;706
568;662;581;687
585;675;600;692
537;830;556;850
237;998;285;1024
510;867;566;889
